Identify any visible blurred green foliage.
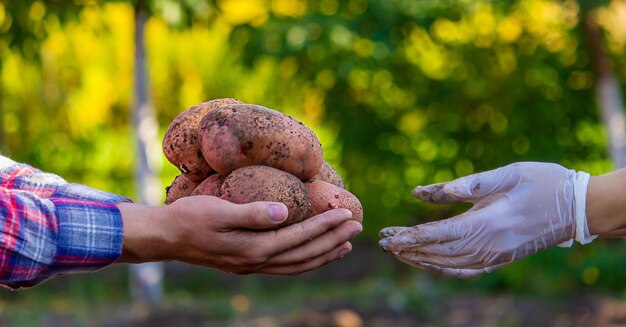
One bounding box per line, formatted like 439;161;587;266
2;0;622;230
1;0;626;300
230;0;621;232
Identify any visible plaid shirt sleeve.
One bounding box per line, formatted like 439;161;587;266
0;155;129;289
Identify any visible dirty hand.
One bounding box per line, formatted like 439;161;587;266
117;196;362;275
379;162;595;279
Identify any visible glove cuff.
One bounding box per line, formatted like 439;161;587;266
574;171;597;244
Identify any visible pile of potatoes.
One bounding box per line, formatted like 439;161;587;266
162;98;363;227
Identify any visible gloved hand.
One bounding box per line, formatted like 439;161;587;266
379;162;596;279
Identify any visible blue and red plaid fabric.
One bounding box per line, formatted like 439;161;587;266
0;155;127;289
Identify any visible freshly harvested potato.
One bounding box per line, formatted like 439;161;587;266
305;180;363;222
190;173;227;197
198;104;323;180
219;165;311;226
310;161;345;189
165;174;199;205
162;98;243;182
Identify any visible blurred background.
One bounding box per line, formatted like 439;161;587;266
1;0;626;326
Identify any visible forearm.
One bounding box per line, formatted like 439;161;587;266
586;168;626;236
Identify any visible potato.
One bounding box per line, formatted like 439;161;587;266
162;98;243;182
165;174;199;205
310;161;345;189
198;104;323;180
191;173;227;197
305;180;363;222
219;165;311;226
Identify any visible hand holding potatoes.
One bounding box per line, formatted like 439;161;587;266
117;198;362;275
163;99;364;225
154;98;364;274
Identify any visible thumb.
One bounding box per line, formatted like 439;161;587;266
414;164;521;203
224;201;288;229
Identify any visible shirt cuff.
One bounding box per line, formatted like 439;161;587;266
35;184;129;285
49;182;129;270
2;193;127;290
48;197;125;274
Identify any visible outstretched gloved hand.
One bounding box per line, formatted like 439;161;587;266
379;162;596;279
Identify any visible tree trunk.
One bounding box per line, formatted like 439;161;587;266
130;0;164;305
584;12;626;169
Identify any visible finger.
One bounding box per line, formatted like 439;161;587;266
391;239;519;270
412;183;462;204
222;201;289;229
265;221;362;266
413;164;521;204
417;238;534;268
418;261;512;279
379;226;407;238
394;250;507;270
392;232;483;257
379;216;470;253
256;242;352;276
261;208;355;257
391;252;511;279
441;164;521;201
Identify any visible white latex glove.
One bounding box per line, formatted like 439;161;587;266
379;162;596;279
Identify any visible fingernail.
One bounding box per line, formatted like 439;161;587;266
338;248;350;258
269;204;287;222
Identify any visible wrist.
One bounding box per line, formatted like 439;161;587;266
116;202;171;263
586;169;626;236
